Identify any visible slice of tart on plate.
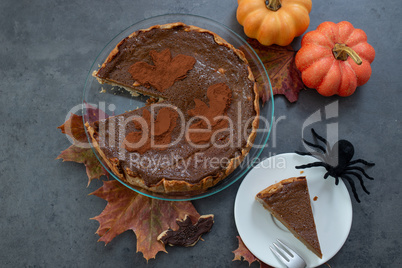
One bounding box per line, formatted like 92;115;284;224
256;176;322;258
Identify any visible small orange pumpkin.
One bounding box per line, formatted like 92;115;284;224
295;21;376;96
237;0;312;46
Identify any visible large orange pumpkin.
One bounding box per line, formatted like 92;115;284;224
237;0;312;46
295;21;376;96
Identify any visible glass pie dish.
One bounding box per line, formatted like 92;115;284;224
82;14;274;201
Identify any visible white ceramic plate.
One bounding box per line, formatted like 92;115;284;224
234;153;352;268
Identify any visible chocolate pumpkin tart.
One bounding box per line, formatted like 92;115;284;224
86;22;259;195
256;177;322;258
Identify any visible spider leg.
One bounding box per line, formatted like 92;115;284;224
311;128;329;146
344;171;370;195
295;150;326;163
323;171;340;185
295;151;313;156
349;159;375;167
342;174;361;203
302;138;326;154
345;166;375;180
295;162;328;169
325;172;340;185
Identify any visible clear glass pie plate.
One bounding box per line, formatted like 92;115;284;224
82;14;274;201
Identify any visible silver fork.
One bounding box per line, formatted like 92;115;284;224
270;239;306;268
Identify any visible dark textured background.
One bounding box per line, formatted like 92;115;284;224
0;0;401;267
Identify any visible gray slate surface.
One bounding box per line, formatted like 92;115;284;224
1;0;401;267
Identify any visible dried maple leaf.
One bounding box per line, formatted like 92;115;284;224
56;145;107;186
243;38;305;103
58;103;109;145
233;236;273;268
233;236;258;265
58;113;88;144
128;48;196;92
90;180;200;261
57;103;110;185
157;214;214;247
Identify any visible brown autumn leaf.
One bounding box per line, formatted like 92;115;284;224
56;145;107;186
57;103;110;185
90;180;200;261
233;236;258;265
244;38;305;103
233;236;273;268
158;214;214;247
58;103;110;145
58;113;88;143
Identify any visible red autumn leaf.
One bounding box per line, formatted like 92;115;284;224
244;38;305;103
90;180;200;261
56;145;108;186
233;236;273;268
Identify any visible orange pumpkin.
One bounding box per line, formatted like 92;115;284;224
295;21;376;96
237;0;312;46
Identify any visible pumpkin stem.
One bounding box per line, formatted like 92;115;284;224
265;0;281;11
333;43;362;65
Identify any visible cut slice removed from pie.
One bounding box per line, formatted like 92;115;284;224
255;176;322;258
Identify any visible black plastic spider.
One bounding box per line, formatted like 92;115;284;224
295;129;375;203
